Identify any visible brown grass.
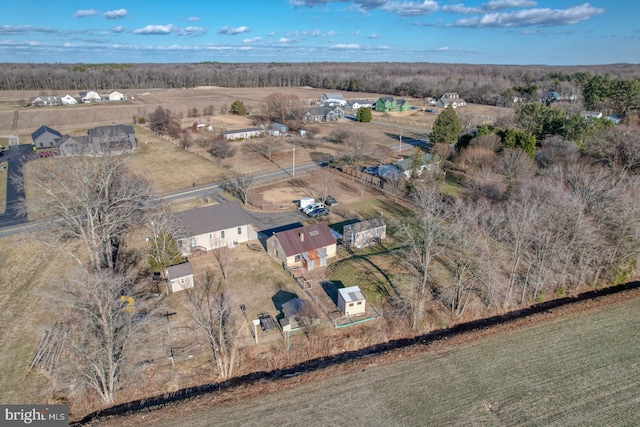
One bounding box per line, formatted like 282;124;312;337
0;161;7;214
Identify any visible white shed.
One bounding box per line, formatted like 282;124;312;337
165;262;195;293
338;286;366;316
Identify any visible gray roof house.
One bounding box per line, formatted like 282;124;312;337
303;106;345;123
343;218;387;249
57;124;137;155
266;223;337;271
220;127;264;140
179;202;253;254
31;125;62;149
320;92;347;106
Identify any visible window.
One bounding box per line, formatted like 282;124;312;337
349;303;354;307
237;226;242;235
357;301;362;305
209;234;213;239
180;278;185;284
190;238;196;248
221;230;225;239
294;255;301;262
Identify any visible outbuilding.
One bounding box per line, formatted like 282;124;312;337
165;262;195;293
338;286;366;316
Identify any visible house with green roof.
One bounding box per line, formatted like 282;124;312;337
375;96;412;112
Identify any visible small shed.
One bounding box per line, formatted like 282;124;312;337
338;286;366;316
271;123;288;134
165;262;195;293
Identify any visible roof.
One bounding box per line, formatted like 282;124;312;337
220;127;264;135
322;92;345;100
281;298;310;318
273;223;336;257
166;262;194;280
345;217;386;234
31;125;62;142
180;202;251;236
87;124;135;140
339;286;365;303
378;96;395;102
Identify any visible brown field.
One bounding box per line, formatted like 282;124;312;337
97;292;640;427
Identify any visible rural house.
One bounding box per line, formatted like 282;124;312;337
320;92;347;106
348;99;373;110
220;127;265;140
165;262;195;293
56;124;137;155
80;90;101;103
343;218;387;249
266;223;337;271
270;123;289;136
61;94;78;105
375;96;412;112
31;125;62;148
279;298;318;332
107;90;125;101
436;93;466;108
303;106;345;123
338;286;366;316
31;96;62;107
179;202;253;255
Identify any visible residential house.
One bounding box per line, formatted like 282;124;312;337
279;298;318;332
375;97;412;112
220;127;264;140
343;218;387;249
271;123;289;135
56;124;137;156
392;153;433;178
31;125;62;149
437;93;466;108
320;92;347;106
348;99;373;110
31;96;62;107
266;223;337;271
80;90;101;103
165;262;195;293
108;90;125;101
179;202;253;254
338;286;366;316
61;94;78;105
303;106;345;123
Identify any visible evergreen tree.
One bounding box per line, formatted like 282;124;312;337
430;106;462;144
230;99;247;115
356;106;372;122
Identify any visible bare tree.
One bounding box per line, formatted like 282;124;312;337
212;246;231;281
60;269;154;405
385;173;406;202
225;170;256;205
186;270;243;379
16;152;158;272
399;183;455;329
262;92;306;129
314;168;335;203
244;136;282;162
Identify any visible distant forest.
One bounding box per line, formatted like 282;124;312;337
2;62;640;107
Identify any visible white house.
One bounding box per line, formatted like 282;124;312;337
220;127;264;140
108;90;125;101
61;95;78;105
80;91;101;103
320;92;347;106
179;202;253;254
165;262;195;293
437;93;466;108
338;286;366;316
349;99;373;110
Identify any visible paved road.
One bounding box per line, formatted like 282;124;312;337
0;156;328;238
0;144;33;229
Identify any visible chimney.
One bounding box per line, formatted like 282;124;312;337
299;232;304;242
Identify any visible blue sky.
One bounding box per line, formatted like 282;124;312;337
1;1;636;65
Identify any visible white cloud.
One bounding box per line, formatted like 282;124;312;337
133;24;177;35
351;30;362;35
436;46;449;51
218;26;250;35
111;26;126;34
382;1;439;16
179;26;207;36
452;3;605;27
0;25;57;35
243;37;262;43
333;43;361;48
187;16;201;22
368;33;379;39
103;9;130;20
279;37;298;43
74;9;100;18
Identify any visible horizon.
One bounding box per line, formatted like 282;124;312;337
1;1;638;66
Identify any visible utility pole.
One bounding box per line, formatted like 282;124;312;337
292;141;296;178
399;130;403;154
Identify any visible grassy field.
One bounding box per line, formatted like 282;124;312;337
0;161;7;214
114;295;640;427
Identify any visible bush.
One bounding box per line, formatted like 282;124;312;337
209;140;237;159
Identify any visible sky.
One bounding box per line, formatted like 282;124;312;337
1;0;637;65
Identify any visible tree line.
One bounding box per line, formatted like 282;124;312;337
1;62;639;109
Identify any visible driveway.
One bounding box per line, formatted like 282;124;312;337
0;144;34;227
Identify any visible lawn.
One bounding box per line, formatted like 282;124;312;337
125;294;640;427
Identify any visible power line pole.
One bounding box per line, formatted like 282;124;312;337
292;141;296;178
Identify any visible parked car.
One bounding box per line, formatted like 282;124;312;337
324;196;338;207
307;207;329;218
302;202;324;215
